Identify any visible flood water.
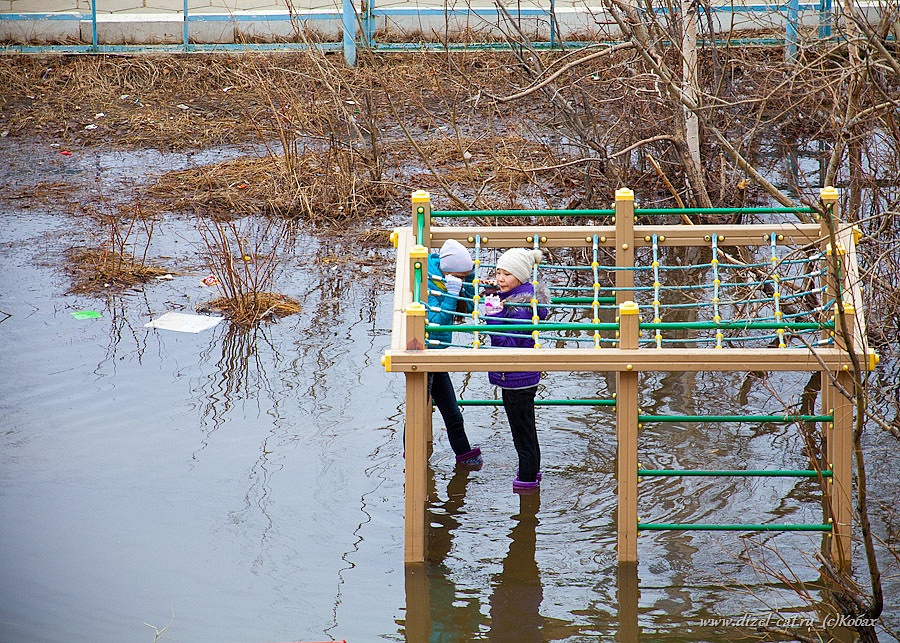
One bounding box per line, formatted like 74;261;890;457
1;144;897;643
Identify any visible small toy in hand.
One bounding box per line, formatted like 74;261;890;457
484;294;502;315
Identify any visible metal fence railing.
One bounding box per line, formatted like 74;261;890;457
0;0;847;64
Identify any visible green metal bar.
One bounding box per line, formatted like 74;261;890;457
428;320;826;333
428;322;619;333
638;414;832;423
431;209;615;217
552;296;617;304
459;398;616;406
634;207;816;215
637;522;833;532
431;207;814;218
638;469;833;477
413;262;422;303
415;206;425;246
641;321;829;330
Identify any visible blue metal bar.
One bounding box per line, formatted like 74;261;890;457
550;0;556;48
91;0;97;50
343;0;357;66
183;0;188;51
785;0;800;62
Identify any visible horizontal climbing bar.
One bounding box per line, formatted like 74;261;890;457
638;414;833;423
638;469;833;477
432;209;615;217
427;321;830;333
428;322;619;333
459;398;616;406
551;296;617;304
634;206;817;215
637;522;833;532
641;321;830;331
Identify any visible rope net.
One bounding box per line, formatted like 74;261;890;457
424;233;831;350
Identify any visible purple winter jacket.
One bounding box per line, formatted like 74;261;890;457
485;281;551;389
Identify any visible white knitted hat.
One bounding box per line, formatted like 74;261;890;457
496;248;543;284
439;239;474;274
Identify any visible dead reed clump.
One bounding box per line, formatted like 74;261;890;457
202;292;301;327
67;247;170;292
196;216;300;327
145;151;394;224
66;199;170;293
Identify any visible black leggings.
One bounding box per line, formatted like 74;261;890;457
502;386;540;482
429;372;473;456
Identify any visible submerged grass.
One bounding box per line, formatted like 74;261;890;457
67;248;170;292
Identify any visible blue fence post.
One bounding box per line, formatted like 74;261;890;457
183;0;189;50
343;0;357;66
91;0;98;50
550;0;556;48
818;0;832;39
361;0;374;48
785;0;799;63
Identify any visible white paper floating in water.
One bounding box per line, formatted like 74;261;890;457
144;312;223;333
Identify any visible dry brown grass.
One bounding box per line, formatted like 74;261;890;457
67;248;170;292
202;292;301;327
145;152;394;223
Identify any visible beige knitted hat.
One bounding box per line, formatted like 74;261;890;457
496;248;543;284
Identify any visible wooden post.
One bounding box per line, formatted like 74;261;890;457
411;190;432;251
617;301;640;563
819;186;838;243
828;303;854;570
404;300;429;563
820;187;852;570
615;188;635;307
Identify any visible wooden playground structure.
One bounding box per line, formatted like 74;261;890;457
383;187;878;569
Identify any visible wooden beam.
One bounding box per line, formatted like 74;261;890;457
427;223;822;248
384;347;858;373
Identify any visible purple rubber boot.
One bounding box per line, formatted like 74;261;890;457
513;471;541;493
455;447;483;468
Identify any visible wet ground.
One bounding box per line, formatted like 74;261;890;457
1;139;898;642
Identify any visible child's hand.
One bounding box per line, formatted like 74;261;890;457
445;274;463;296
484;294;503;315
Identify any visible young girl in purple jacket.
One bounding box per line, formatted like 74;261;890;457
484;248;550;493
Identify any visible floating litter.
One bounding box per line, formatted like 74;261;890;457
145;311;223;333
201;274;219;287
71;310;102;320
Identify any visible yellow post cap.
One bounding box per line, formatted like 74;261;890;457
852;226;862;244
820;186;838;200
868;350;880;370
410;244;428;258
615;187;635;201
389;230;399;248
411;190;431;203
619;301;640;315
381;353;392;372
406;302;426;316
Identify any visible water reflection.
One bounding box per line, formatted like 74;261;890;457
489;492;543;642
405;469;547;641
405;468;645;641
